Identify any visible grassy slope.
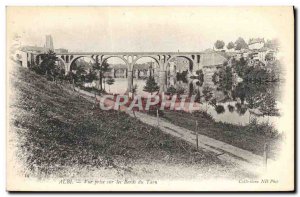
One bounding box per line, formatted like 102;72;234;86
10;65;240;179
160;111;281;157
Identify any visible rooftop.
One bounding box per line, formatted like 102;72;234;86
248;38;265;45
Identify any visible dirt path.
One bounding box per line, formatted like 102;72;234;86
75;88;264;171
127;111;263;166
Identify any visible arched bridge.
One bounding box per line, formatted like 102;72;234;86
21;52;204;93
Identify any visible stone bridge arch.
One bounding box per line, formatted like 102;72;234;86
101;55;129;66
24;52;202;94
113;67;128;78
132;55;160;79
132;55;160;67
166;55;199;73
33;53;67;72
64;55;96;73
55;56;67;71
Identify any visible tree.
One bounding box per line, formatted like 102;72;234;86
52;65;62;84
218;66;233;92
202;86;214;112
85;69;98;83
212;65;233;98
93;59;110;91
214;40;225;50
166;86;177;95
195;69;204;85
202;86;213;102
232;57;247;79
65;71;76;89
143;76;159;95
235;103;247;115
175;85;186;95
38;50;60;81
57;68;66;83
176;71;188;83
227;104;235;112
106;76;115;93
265;52;274;61
71;63;87;86
132;84;138;95
234;37;248;50
259;91;279;116
215;105;225;114
212;72;219;84
227;41;235;50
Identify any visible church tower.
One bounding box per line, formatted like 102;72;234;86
45;35;54;50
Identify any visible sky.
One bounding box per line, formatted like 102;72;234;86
7;7;292;53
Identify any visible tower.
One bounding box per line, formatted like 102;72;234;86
45;35;54;50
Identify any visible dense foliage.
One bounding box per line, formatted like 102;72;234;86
212;66;233;92
143;76;159;95
231;57;281;82
29;50;116;94
31;50;60;80
226;42;235;50
214;40;225;49
234;37;248;50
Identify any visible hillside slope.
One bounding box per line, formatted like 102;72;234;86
8;63;254;180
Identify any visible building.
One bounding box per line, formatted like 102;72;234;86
19;46;48;53
55;48;68;53
249;47;277;63
234;48;250;60
248;38;265;50
14;35;68;66
14;46;48;67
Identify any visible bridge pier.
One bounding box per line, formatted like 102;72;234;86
159;70;167;93
27;53;33;67
65;63;71;75
126;70;133;93
111;68;115;78
35;55;42;65
188;78;194;96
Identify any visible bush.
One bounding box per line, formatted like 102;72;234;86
176;85;186;95
166;86;177;95
215;105;225;114
80;86;102;94
191;110;214;121
246;118;279;138
227;104;235;112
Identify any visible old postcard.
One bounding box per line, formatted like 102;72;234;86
6;6;294;191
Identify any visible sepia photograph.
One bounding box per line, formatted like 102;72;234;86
6;6;295;191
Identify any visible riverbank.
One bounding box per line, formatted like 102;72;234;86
77;80;282;159
156;110;282;158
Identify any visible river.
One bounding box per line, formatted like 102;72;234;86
102;76;282;127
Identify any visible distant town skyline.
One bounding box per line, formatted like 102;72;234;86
7;7;291;53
